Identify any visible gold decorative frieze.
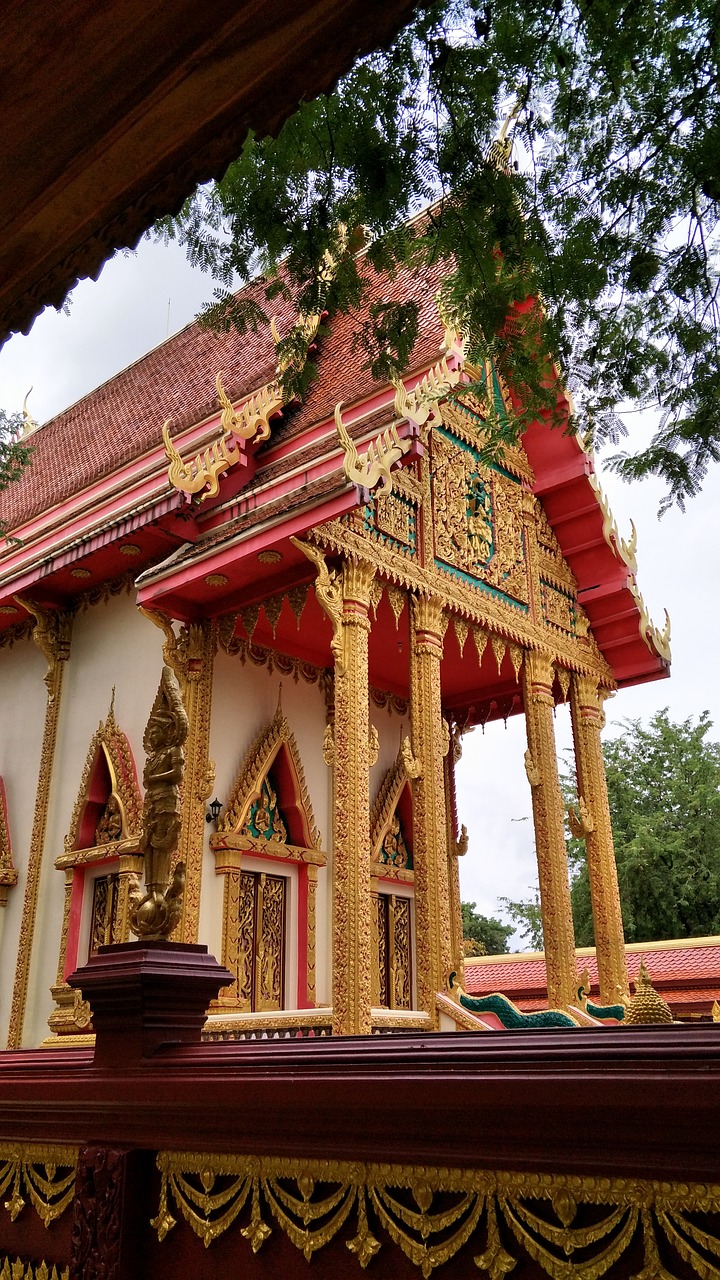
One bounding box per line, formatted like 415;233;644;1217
0;1143;77;1227
153;1151;720;1280
310;514;615;687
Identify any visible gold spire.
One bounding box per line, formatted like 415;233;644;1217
624;960;673;1025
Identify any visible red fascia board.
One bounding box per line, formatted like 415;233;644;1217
136;491;356;618
0;449;195;594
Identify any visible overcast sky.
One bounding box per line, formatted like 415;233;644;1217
1;235;718;946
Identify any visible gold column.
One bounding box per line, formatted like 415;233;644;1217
306;863;318;1007
176;621;216;943
570;673;629;1002
522;649;576;1009
444;726;466;982
139;611;216;943
331;558;375;1035
410;594;452;1022
7;603;72;1048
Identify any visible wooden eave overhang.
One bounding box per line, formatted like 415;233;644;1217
0;0;416;344
522;414;670;687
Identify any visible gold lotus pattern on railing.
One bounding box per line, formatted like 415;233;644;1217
152;1152;720;1278
0;1260;68;1280
0;1144;78;1226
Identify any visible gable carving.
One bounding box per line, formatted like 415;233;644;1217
370;753;414;876
63;695;143;854
218;699;321;852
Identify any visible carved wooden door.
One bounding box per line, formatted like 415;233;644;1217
372;892;413;1010
89;871;121;955
236;870;286;1013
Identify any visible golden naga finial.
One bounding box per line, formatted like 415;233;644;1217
335;404;413;496
290;538;345;675
712;999;720;1023
129;665;189;941
21;387;39;436
624;959;674;1025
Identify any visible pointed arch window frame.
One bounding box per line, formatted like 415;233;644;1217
370;753;415;886
54;701;143;980
211;702;326;1011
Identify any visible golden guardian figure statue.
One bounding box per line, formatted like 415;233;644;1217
129;665;189;940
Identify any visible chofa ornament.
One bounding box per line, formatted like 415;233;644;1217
129;665;189;940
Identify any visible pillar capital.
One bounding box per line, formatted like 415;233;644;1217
342;557;376;610
525;650;555;703
411;595;445;654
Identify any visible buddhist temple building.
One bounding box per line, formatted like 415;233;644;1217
466;937;720;1022
0;253;672;1050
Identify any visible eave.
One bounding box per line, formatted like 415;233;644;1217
0;0;416;343
522;413;670;687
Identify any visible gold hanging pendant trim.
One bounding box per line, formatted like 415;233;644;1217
152;1151;720;1279
0;1144;78;1228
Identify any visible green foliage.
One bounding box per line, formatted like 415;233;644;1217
0;410;32;537
498;888;544;951
158;0;719;504
461;900;514;954
564;710;720;944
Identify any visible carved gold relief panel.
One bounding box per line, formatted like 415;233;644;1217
431;425;529;608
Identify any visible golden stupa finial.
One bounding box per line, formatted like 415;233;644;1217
624;959;673;1025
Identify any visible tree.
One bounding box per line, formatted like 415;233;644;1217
498;888;544;951
0;410;32;537
566;710;720;944
461;901;513;954
158;0;719;507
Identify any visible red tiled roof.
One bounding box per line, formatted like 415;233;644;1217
465;941;720;1012
0;261;445;532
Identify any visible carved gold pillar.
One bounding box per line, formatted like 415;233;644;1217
140;611;216;943
570;674;629;1003
7;603;72;1048
522;649;576;1009
331;558;375;1035
306;863;318;1007
410;595;452;1022
444;727;466;982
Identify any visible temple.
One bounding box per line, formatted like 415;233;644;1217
0;251;671;1049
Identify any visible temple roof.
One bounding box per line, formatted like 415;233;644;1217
465;938;720;1019
0;254;670;695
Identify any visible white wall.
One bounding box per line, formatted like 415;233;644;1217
0;634;50;1045
22;593;165;1046
205;650;331;1004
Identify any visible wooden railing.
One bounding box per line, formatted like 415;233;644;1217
0;941;718;1279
